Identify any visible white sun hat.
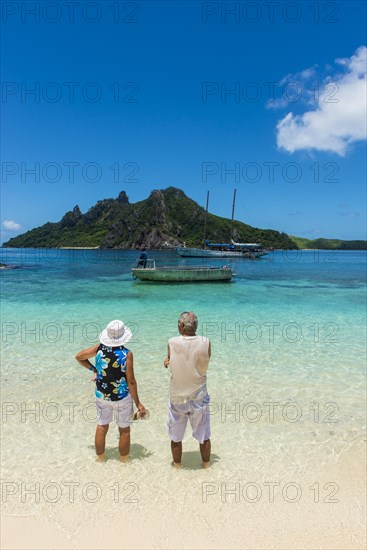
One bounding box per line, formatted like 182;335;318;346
99;320;132;347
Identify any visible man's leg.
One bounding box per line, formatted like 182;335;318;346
119;426;130;461
167;401;188;468
95;424;109;461
190;395;211;467
200;439;211;468
171;440;183;467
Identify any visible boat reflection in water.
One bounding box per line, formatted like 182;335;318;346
131;259;233;282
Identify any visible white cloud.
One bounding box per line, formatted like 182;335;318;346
2;220;23;231
275;46;367;156
267;65;319;109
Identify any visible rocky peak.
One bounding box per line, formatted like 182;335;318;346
117;191;129;204
163;187;187;199
60;205;81;228
149;189;165;201
148;189;166;224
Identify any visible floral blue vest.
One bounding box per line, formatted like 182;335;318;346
94;344;130;401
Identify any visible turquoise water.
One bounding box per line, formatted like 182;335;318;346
1;248;366;535
1;248;366;414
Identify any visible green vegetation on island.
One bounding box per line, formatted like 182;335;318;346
2;187;365;250
289;236;366;250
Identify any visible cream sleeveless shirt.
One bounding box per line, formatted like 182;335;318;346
168;335;210;404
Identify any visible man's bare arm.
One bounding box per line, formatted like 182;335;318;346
164;344;171;368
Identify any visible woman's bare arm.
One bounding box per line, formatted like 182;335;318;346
75;344;99;371
126;351;146;414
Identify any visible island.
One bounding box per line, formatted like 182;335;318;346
2;187;366;250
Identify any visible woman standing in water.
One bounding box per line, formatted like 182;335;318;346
76;319;146;462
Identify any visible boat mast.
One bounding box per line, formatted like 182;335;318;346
203;190;209;247
230;188;237;241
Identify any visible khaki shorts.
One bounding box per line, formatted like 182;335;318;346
95;394;133;428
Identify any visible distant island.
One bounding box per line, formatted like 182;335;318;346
2;187;366;250
289;236;366;250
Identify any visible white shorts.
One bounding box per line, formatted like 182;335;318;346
167;393;211;444
96;394;133;428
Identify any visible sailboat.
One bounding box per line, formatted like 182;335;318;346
176;190;268;258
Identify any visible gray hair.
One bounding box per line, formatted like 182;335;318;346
178;311;198;332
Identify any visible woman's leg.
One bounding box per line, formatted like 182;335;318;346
95;424;109;460
119;426;131;461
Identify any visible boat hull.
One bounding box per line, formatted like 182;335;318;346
176;247;243;258
176;247;267;258
132;267;233;282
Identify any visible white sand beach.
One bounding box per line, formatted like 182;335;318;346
1;442;366;550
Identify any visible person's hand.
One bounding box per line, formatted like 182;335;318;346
138;403;147;417
164;357;170;368
89;368;97;382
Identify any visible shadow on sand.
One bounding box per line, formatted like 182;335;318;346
180;451;220;470
88;443;153;461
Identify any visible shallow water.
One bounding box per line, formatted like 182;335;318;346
1;248;366;535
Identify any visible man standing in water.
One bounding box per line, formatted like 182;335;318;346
164;312;211;468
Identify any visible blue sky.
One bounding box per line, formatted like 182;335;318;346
1;0;366;243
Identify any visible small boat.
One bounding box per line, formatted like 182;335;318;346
131;259;233;282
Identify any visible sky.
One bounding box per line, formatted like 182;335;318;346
1;0;366;243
